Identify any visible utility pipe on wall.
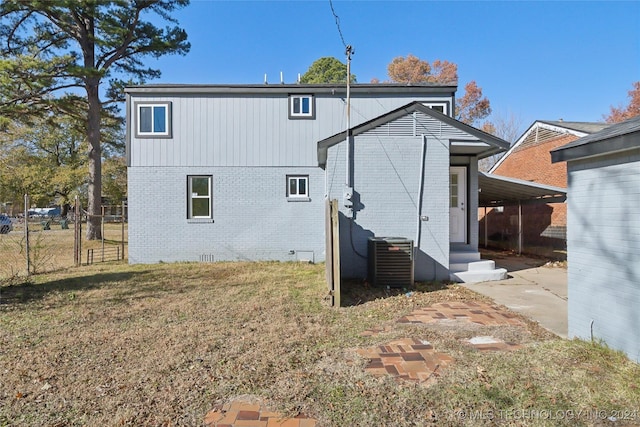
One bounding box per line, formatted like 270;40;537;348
344;45;354;216
345;45;352;189
415;135;427;249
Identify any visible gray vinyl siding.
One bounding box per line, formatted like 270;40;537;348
566;148;640;362
128;94;453;168
128;166;325;264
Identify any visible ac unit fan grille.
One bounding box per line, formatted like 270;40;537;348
368;237;414;287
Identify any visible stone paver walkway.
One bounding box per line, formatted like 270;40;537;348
356;338;453;386
204;301;528;424
204;397;317;427
397;301;525;326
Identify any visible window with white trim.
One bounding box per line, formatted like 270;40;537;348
287;175;309;199
289;95;314;119
422;102;448;116
136;102;171;137
188;175;212;219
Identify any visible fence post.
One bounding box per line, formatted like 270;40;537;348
75;196;82;266
121;200;125;261
24;194;30;276
101;206;105;262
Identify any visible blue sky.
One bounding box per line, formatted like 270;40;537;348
150;0;640;134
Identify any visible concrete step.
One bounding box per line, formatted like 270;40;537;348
450;268;508;284
450;260;496;273
449;251;481;263
469;260;496;271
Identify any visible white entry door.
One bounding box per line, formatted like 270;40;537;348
450;167;467;243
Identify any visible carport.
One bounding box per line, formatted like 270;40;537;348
478;172;567;255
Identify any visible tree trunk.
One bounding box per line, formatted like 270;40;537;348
86;81;102;240
82;10;102;241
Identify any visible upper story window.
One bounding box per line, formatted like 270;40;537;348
135;102;172;138
422;102;449;116
289;95;315;119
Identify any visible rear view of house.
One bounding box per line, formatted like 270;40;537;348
124;83;510;282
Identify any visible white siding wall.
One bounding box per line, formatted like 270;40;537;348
567;148;640;362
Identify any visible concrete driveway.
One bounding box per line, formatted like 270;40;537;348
460;252;568;338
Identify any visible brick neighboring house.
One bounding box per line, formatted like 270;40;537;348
480;120;608;257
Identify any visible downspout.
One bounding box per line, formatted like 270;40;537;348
324;163;328;199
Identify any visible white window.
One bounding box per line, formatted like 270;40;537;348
136;102;171;137
287;175;309;199
422;102;449;116
289;95;314;119
188;175;212;219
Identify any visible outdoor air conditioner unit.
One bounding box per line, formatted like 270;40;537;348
368;237;414;288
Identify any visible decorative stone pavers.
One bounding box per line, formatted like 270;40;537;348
356;338;454;386
204;397;317;427
205;302;527;424
397;301;525;327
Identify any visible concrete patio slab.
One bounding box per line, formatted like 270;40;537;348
461;253;568;338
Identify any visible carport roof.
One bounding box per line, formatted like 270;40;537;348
478;172;566;207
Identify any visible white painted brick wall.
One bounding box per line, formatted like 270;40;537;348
567;149;640;362
326;136;450;281
128;167;325;264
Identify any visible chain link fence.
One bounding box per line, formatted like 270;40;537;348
0;195;127;284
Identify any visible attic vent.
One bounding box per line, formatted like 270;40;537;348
366;115;415;137
368;237;414;287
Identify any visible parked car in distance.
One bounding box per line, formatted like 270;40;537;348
0;214;13;234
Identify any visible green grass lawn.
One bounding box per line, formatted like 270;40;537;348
1;261;639;426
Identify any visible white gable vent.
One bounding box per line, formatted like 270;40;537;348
365;115;415;137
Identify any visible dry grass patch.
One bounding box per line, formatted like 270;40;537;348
1;262;639;426
0;222;127;281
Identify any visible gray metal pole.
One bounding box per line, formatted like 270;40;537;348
518;201;523;255
121;201;125;261
101;205;105;262
484;206;488;248
24;194;30;276
74;195;78;266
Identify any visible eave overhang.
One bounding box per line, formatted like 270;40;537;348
551;116;640;163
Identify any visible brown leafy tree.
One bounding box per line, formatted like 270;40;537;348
456;81;492;126
605;81;640;123
382;54;491;126
386;54;457;85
